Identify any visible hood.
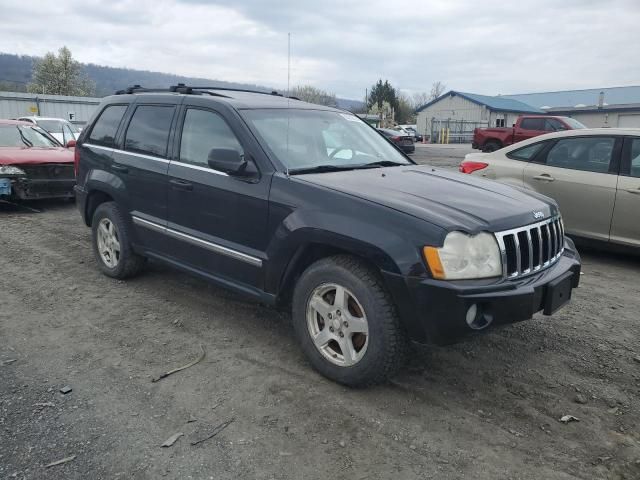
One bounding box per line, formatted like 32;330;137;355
0;147;74;165
296;164;558;232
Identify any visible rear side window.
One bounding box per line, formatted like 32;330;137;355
88;105;127;147
545;137;614;173
179;108;243;166
507;142;544;161
124;105;175;158
520;118;545;130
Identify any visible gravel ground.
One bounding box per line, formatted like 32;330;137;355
1;167;639;479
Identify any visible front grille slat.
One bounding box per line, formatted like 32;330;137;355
535;227;543;269
525;230;533;272
495;216;564;279
513;233;521;274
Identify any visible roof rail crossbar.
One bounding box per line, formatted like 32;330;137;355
185;86;284;97
115;85;181;95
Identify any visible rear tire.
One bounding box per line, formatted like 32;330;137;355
482;140;501;152
292;255;407;387
91;202;145;279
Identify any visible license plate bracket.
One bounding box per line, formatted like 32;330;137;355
543;271;574;315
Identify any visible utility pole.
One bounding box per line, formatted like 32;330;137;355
287;32;291;97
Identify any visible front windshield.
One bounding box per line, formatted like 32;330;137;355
242;109;412;171
562;117;587;129
0;125;59;148
37;119;64;134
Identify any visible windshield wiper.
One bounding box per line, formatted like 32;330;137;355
354;160;409;169
17;127;33;147
288;164;362;175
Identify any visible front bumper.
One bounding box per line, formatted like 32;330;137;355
383;240;581;345
12;177;76;200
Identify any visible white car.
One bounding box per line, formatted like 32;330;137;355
17;116;80;147
459;128;640;249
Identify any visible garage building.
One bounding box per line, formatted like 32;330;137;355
415;91;542;143
416;85;640;142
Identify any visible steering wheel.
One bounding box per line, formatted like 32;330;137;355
328;146;354;159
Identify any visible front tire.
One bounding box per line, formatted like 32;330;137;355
292;255;407;387
91;202;145;279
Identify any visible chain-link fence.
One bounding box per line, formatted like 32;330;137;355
430;119;488;144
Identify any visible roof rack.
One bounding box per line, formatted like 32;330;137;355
183;86;285;97
115;83;287;98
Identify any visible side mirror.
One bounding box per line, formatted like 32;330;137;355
207;148;252;176
66;139;77;148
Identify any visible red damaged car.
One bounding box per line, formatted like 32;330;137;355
0;119;76;200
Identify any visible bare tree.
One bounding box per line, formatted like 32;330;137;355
28;46;95;96
411;91;431;109
430;81;446;100
290;85;336;107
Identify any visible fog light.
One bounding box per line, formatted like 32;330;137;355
465;303;492;330
465;304;478;326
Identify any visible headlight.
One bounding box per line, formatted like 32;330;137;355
424;231;502;280
0;165;26;175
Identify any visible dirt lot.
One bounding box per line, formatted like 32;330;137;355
1;193;640;479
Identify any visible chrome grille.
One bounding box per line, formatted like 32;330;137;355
495;216;564;278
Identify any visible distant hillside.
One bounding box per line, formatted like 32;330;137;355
0;53;363;111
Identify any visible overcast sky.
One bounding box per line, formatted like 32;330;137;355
1;0;639;99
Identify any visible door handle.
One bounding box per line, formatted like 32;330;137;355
626;188;640;195
170;179;193;191
112;163;128;173
533;174;555;182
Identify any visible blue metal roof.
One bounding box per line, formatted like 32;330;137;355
415;90;543;114
501;85;640;109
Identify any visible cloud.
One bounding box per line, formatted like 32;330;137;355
0;0;638;98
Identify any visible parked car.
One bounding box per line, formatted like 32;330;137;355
74;85;581;386
397;124;423;142
17;116;81;147
0;120;75;200
472;115;586;152
377;128;415;153
460;128;640;250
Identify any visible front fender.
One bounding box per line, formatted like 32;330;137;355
264;209;434;295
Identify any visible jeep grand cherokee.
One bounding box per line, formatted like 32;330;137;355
74;84;581;387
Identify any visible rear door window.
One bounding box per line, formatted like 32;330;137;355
88;105;128;147
124;105;175;158
520;118;545;130
545;137;615;173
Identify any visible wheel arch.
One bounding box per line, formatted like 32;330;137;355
84;189;114;226
271;234;404;309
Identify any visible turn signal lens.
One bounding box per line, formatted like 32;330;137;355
423;246;446;279
459;161;488;174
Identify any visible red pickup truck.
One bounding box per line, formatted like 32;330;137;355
472;115;586;152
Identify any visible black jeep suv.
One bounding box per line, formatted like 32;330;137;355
74;85;581;386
